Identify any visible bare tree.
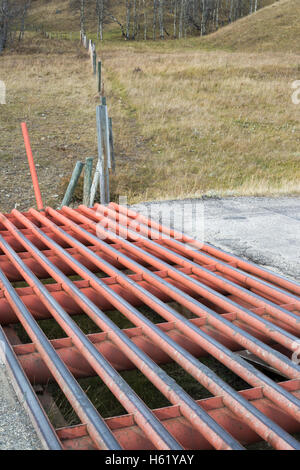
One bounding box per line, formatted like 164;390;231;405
153;0;157;39
142;0;147;39
173;0;178;38
126;0;132;39
19;0;30;41
80;0;85;35
96;0;104;40
158;0;164;39
0;0;31;53
74;0;266;42
0;0;9;53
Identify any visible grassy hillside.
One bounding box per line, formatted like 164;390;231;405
203;0;300;53
27;0;277;39
101;42;299;201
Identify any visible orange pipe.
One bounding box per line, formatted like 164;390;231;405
21;123;44;211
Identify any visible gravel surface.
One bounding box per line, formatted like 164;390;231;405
0;365;42;450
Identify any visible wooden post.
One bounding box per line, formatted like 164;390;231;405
96;106;106;204
60;161;84;209
109;117;116;174
83;157;94;206
97;61;102;94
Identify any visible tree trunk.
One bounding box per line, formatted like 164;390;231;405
179;0;184;38
201;0;207;35
133;0;136;38
0;0;9;53
96;0;104;40
173;0;177;38
80;0;86;35
158;0;164;39
153;0;157;40
126;0;132;39
143;0;147;39
229;0;234;23
215;0;219;30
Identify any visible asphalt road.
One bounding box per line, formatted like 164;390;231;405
132;196;300;280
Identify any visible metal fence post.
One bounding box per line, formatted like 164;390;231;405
93;49;97;75
97;61;102;94
83;157;94;206
60;161;84;208
109;117;116;174
96;106;106;204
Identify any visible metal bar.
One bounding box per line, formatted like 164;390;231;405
0;223;183;451
0;263;121;450
87;204;300;356
20;123;44;211
71;205;300;381
2;212;244;451
0;326;62;450
101;204;300;329
46;209;299;413
57;378;300;450
0;241;224;281
108;204;300;315
13;321;243;383
1;204;299;450
111;203;300;296
17;207;300;449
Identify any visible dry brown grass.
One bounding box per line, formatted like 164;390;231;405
1;0;300;211
203;0;300;53
0;36;102;212
102;42;300;202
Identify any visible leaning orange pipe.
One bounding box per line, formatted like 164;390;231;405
21;123;44;211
